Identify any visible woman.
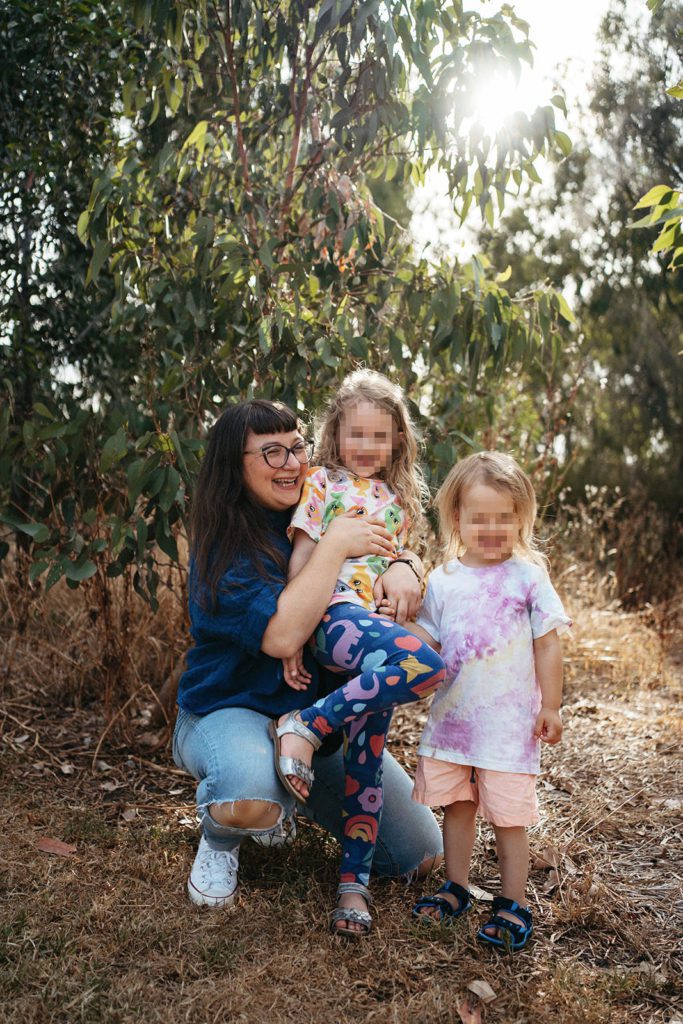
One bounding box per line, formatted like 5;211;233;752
173;398;443;934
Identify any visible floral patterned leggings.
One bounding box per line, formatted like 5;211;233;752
298;603;446;886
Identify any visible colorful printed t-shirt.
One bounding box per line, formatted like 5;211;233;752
288;465;409;611
416;557;571;774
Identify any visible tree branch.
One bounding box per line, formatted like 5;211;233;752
220;0;258;247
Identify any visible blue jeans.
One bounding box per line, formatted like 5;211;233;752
173;705;443;879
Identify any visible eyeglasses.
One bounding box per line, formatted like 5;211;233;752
243;440;313;469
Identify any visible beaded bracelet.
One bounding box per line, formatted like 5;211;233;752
391;558;423;584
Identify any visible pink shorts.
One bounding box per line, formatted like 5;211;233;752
412;756;539;827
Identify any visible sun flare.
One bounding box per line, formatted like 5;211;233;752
469;74;539;137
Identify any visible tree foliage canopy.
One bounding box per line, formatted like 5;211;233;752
477;0;682;512
0;0;579;606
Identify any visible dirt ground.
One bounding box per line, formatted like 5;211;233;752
1;577;682;1024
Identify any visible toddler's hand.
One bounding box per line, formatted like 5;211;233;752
282;649;312;691
534;707;563;744
376;597;397;619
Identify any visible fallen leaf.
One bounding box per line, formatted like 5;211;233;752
99;781;121;792
121;807;137;822
36;837;77;858
467;979;496;1003
534;844;562;869
563;854;578;875
457;999;481;1024
468;884;494;903
543;869;560;893
60;763;75;775
139;730;163;747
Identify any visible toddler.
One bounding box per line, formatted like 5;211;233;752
270;369;446;937
410;451;571;951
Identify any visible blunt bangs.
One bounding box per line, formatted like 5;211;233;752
245;399;299;438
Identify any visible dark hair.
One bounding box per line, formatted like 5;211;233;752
190;399;300;608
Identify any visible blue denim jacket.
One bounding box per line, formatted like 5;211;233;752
178;509;323;717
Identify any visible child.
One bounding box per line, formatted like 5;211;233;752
269;369;446;937
410;451;571;952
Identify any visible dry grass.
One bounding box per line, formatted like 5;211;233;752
1;567;682;1024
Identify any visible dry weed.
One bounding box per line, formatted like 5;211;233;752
0;568;681;1024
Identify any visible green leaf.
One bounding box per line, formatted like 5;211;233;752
29;560;49;584
258;241;274;270
182;120;208;151
555;292;575;324
44;559;65;592
635;185;675;210
33;402;55;420
159;466;180;512
64;558;98;582
666;82;683;100
0;518;51;544
136;517;148;561
156;524;179;562
101;427;128;472
554;131;572;157
87;239;111;285
77;209;90;244
550;94;567;116
450;430;484;452
652;224;677;254
169;431;190;483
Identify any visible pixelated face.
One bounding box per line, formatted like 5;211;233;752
456;482;519;566
339;401;398;478
242;429;307;510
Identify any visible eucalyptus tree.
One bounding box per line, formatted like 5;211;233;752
477;0;683;518
2;0;573;606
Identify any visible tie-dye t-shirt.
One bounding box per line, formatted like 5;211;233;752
288;466;408;611
416;557;571;774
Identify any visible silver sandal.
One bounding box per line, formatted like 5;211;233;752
269;712;322;805
330;882;373;938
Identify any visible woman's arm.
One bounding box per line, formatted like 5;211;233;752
261;515;394;658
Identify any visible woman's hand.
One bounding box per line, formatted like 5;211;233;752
373;559;422;625
323;511;394;560
282;648;312;691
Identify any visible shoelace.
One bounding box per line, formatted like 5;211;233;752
197;848;239;887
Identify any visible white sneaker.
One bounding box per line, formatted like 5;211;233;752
187;835;239;907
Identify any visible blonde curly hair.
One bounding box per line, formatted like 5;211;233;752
436;450;547;568
314;368;428;538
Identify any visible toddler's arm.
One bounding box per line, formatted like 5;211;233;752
533;629;563;744
288;529;318;580
404;621;441;652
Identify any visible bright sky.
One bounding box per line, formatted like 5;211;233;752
410;0;646;254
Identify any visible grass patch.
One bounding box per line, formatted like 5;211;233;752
0;569;681;1023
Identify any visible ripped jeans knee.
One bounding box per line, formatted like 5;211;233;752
201;799;285;850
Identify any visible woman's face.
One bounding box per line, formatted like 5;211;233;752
242;428;308;510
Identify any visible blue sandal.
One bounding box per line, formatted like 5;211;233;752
477;896;533;952
412;880;472;924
